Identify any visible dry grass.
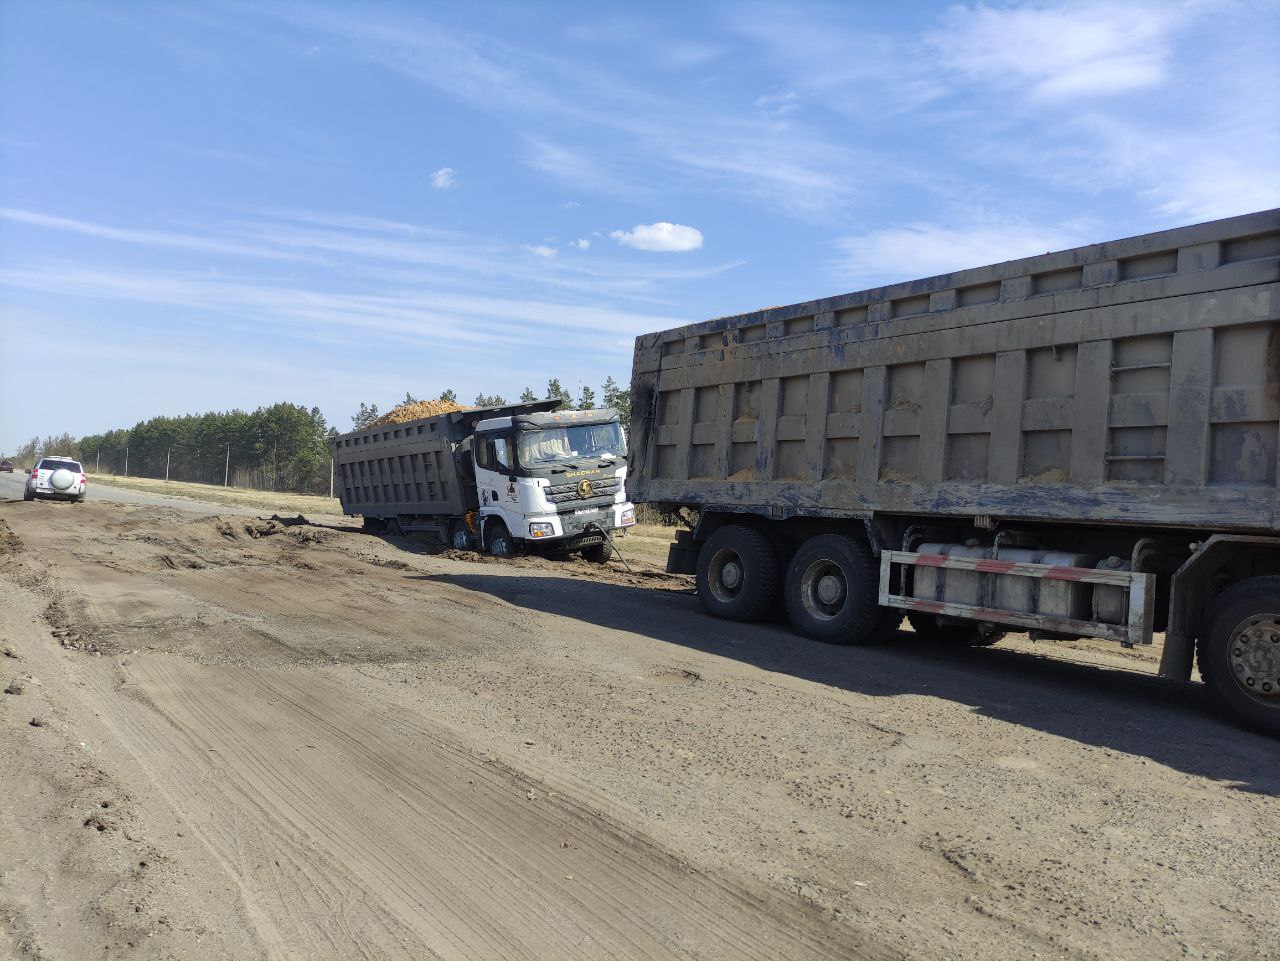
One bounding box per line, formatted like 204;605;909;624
615;522;678;565
88;474;345;517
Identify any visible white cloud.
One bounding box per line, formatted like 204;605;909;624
570;238;591;250
430;166;456;189
611;222;703;253
523;244;557;258
928;3;1187;100
832;221;1089;286
561;200;581;209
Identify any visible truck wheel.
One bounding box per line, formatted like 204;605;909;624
581;542;611;564
23;488;34;502
907;612;1003;647
784;534;882;644
695;526;778;622
449;521;474;551
487;521;516;557
1197;577;1280;737
362;516;386;535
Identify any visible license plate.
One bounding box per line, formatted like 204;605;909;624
574;507;600;516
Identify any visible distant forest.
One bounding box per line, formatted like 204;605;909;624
5;377;632;496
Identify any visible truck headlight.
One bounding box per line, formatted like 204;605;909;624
620;507;636;526
529;522;555;538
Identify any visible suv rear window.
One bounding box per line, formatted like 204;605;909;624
38;459;82;471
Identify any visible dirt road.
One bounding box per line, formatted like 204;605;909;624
1;497;1276;960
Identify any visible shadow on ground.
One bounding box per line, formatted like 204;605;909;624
414;570;1279;796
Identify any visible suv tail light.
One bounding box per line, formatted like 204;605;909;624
79;473;87;484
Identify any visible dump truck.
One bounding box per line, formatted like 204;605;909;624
629;208;1280;735
332;400;637;559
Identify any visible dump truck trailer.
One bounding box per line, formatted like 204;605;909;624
629;208;1280;735
332;400;637;559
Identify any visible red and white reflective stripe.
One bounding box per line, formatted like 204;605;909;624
906;552;1128;586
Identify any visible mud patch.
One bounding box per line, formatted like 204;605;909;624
158;554;206;571
0;519;23;555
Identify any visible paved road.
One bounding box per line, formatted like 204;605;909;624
0;471;254;516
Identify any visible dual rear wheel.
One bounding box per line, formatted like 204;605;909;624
696;527;891;644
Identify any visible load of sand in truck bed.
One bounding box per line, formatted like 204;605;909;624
368;399;465;428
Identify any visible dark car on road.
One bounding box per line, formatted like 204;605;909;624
0;460;13;472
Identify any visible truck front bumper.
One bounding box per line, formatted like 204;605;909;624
525;502;636;542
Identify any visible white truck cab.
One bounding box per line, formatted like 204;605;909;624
471;408;636;558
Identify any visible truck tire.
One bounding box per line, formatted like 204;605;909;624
907;612;1004;647
784;534;883;644
449;521;474;551
487;521;515;557
581;542;612;564
362;516;386;535
23;488;34;502
695;526;778;622
1197;576;1280;737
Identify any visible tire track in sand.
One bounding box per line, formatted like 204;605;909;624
121;656;892;961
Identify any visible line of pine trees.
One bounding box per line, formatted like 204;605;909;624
75;403;336;493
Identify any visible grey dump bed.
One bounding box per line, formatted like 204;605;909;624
332;400;558;518
630;209;1280;532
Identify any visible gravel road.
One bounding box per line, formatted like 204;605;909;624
1;495;1276;961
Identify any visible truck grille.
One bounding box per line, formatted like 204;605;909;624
546;478;621;503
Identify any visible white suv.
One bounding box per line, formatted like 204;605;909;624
25;456;87;502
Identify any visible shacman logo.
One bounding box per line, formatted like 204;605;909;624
576;479;593;499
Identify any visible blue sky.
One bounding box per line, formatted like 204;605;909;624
2;0;1278;450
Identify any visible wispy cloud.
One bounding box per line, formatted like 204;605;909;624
430;166;456;188
0;208;309;262
832;220;1091;286
266;6;861;218
523;243;557;258
927;2;1188;101
524;137;638;197
612;222;703;252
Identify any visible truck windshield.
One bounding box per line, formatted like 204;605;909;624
518;423;626;467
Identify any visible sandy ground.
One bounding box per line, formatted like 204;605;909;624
0;496;1276;961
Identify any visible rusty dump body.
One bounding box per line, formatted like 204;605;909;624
630;209;1280;532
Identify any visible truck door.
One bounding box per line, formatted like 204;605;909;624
474;433;523;532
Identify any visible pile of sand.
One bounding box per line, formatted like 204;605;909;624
368;399;465;428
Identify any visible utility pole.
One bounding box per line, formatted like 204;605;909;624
165;447;171;482
329;456;334;499
95;449;100;473
124;445;129;477
224;445;230;487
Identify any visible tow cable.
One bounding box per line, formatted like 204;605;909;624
589;523;634;574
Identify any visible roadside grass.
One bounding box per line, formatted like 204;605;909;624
616;522;678;565
87;473;345;517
